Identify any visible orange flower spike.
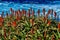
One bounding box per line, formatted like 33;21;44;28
12;21;17;27
54;11;57;17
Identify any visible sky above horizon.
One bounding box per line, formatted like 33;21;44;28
0;0;60;4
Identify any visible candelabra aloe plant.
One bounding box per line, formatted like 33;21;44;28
0;8;60;40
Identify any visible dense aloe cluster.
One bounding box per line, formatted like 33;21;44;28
0;8;60;40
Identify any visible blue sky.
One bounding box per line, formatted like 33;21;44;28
0;0;60;4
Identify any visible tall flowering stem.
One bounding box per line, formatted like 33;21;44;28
22;9;25;16
32;10;34;17
28;9;30;18
19;11;22;18
43;8;45;16
24;10;26;16
6;12;8;16
37;9;40;17
48;9;51;15
15;11;19;20
10;8;15;16
51;9;53;19
54;11;57;18
10;14;13;20
45;9;51;19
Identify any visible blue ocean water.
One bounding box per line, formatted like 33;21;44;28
0;1;60;21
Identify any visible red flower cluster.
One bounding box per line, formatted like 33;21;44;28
0;17;4;26
58;23;60;29
12;21;17;27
